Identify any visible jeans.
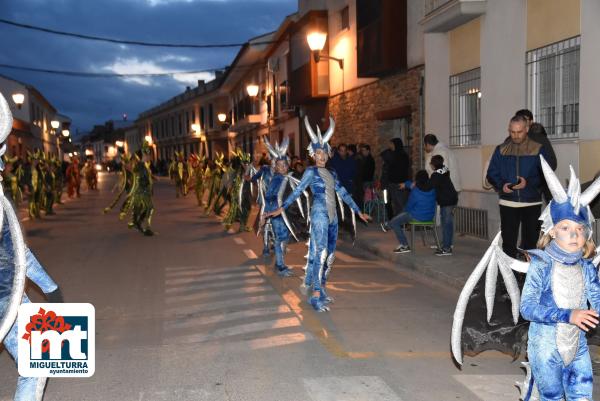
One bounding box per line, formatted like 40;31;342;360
389;212;412;246
440;205;455;250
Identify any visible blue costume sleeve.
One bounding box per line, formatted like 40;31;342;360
520;255;571;323
25;249;58;294
583;260;600;313
282;168;313;209
333;172;361;214
251;166;266;183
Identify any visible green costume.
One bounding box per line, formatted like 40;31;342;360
104;153;133;215
125;144;154;236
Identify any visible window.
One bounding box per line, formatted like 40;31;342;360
449;68;481;147
527;36;580;139
340;6;350;31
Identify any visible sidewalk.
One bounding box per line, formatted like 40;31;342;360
347;223;490;291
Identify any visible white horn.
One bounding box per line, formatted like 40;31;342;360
567;166;578;199
540;155;567;203
322;117;335;144
279;136;289;156
263;137;279;159
303;116;319;144
0;92;13;145
580;175;600;207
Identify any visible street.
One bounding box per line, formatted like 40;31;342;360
0;173;582;401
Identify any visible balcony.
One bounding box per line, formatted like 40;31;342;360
421;0;486;33
229;114;262;133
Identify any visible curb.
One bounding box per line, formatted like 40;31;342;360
352;236;465;291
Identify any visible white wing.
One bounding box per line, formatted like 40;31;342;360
451;232;530;365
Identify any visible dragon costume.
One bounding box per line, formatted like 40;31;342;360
104;153;133;215
125;144;155;236
169;152;190;198
1;155;23;206
452;156;600;400
223;150;253;232
25;151;43;219
65;156;81;198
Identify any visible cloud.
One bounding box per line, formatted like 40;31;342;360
100;57;214;86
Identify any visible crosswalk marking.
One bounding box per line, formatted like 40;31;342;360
165;271;260;285
165;285;273;304
244;249;258;259
165;277;266;294
168;305;292;330
246;332;314;350
233;237;246;245
166;294;282;315
165;265;252;278
453;375;523;401
164;317;301;345
303;376;403;401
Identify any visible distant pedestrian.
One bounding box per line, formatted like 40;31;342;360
355;143;375;209
328;143;357;193
381;138;411;218
424;134;462;193
428;155;458;256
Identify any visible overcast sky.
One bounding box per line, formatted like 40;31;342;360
0;0;297;134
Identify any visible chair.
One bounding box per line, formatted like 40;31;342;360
408;220;441;251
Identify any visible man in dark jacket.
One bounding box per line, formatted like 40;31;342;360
487;115;550;258
354;144;375;209
380;138;411;218
428;155;458;256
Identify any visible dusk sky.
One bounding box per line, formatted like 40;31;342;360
0;0;297;135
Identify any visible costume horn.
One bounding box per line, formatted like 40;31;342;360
540;155;568;203
580;174;600;207
0;92;12;144
303;116;319;144
321;117;335;144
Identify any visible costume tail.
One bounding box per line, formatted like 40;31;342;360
516;362;539;401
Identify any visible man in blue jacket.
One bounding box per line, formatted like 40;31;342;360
486;114;550;258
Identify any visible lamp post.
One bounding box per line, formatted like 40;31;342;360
306;31;344;69
11;93;24;110
246;84;259;98
217;113;227;123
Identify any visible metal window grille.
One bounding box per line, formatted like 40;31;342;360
450;68;481;147
454;206;488;239
526;36;580;139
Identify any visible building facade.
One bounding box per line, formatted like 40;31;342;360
422;0;600;238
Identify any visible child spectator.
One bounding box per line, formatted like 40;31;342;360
388;170;436;254
429;155;458;256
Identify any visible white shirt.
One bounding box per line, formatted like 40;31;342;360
425;142;462;192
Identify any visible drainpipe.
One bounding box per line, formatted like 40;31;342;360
419;68;425;169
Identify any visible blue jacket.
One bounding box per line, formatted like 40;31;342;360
404;180;436;222
486;138;549;203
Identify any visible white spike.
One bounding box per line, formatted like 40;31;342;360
303;116;319;144
322;117;335;144
567;165;578;198
580;174;600;207
316;125;323;145
0;92;13;145
540;155;568;203
571;179;581;215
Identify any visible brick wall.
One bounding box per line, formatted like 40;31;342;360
327;65;424;181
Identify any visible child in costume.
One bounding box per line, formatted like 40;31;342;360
269;116;370;311
451;155;600;400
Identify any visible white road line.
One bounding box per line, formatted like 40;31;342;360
165;271;260;285
453;375;523;401
165;285;273;304
233;237;246;245
167;305;292;330
244;249;258;259
335;251;361;262
246;332;314;350
303;376;404;401
165;277;267;294
165;266;254;280
164;317;302;345
165;265;254;275
167;294;282;315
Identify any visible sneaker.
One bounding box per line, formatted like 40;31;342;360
435;248;453;256
393;245;411;254
277;269;293;277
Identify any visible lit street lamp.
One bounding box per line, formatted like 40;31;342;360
51;120;60;130
217;113;227;123
115;140;124;148
62;129;70;138
11;93;24;109
246;84;259;98
306;31;344;69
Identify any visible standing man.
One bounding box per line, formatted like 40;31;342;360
486;115;550;258
380;138;411;218
424;134;462;194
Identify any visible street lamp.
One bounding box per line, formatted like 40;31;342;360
217;113;227;123
115;140;124;148
306;31;344;69
246;84;259;98
191;123;200;134
62;129;70;138
51;120;60;130
144;135;153;145
11;93;24;109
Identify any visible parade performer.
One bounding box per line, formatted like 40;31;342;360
258;137;308;277
52;157;64;205
66;156;81;198
249;156;273;255
41;156;56;215
269;117;370;311
25;151;43;219
0;91;64;401
451;156;600;400
104;153;133;215
205;154;224;215
190;154;206;207
2;155;23;206
223;150;253;232
126;144;155;236
169;152;189;198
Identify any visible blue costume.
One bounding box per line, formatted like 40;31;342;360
252;165;274;255
281;117;361;312
0;91;62;401
451;156;600;400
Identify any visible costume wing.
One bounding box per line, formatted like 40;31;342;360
451;232;529;365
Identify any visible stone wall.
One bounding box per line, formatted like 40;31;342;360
327;65;424;180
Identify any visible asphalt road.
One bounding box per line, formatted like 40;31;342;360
1;172;596;401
